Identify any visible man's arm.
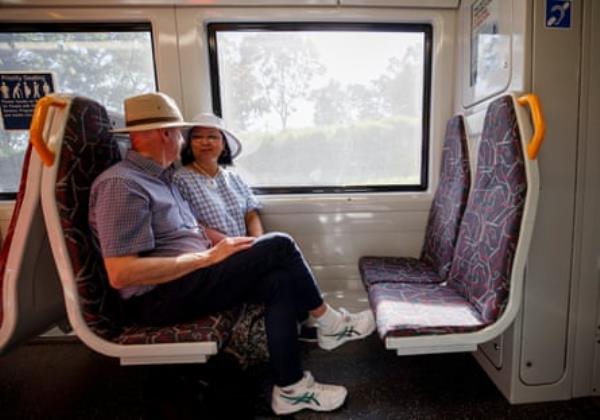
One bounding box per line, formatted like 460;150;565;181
104;236;254;289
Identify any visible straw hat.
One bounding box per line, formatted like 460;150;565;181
112;92;193;133
189;113;242;159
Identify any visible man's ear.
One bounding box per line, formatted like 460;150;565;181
159;128;171;142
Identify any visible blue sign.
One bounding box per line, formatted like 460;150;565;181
546;0;572;29
0;72;56;130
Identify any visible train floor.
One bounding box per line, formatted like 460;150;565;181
1;334;599;419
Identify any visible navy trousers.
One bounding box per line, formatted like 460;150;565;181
124;232;324;386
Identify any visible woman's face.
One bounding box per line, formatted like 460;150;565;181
189;126;224;164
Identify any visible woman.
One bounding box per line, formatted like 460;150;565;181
173;114;273;367
173;114;328;345
173;113;263;243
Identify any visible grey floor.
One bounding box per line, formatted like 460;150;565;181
0;334;599;419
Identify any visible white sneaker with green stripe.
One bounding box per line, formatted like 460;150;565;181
271;371;347;415
318;308;376;351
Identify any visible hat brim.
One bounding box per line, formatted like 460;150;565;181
221;130;242;159
188;124;243;159
111;121;195;133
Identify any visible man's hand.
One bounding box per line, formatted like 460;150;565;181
208;236;255;264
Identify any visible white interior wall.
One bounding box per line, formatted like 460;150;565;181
571;0;600;398
175;5;456;296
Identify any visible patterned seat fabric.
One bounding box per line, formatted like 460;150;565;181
368;282;487;338
54;96;238;347
359;256;442;287
0;145;34;326
359;115;470;287
447;95;526;323
368;96;526;338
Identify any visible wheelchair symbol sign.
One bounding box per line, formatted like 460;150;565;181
546;0;572;29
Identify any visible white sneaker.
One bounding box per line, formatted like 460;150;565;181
318;308;376;351
271;371;347;415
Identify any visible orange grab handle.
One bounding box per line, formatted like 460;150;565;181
30;96;67;166
517;94;545;160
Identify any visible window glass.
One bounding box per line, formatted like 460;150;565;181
0;25;156;195
209;24;431;193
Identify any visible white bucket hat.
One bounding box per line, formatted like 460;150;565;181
112;92;194;133
189;113;242;159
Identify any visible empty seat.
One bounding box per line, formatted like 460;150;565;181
1;95;71;354
39;94;266;365
0;141;66;354
359;115;470;287
368;94;542;354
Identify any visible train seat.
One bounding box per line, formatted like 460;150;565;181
368;94;542;355
0;118;67;354
358;115;470;287
37;94;266;365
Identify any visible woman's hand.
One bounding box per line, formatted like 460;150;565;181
204;226;227;245
208;236;255;264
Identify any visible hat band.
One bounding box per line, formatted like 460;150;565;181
126;116;181;127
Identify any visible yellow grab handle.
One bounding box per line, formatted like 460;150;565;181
30;96;67;166
517;94;545;160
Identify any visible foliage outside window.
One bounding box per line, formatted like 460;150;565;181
0;24;156;195
209;23;432;193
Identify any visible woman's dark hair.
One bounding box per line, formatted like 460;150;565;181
180;128;233;166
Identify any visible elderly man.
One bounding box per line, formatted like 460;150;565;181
89;92;375;415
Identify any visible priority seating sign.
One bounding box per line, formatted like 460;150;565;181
0;72;56;130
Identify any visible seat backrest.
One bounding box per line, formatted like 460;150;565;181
447;95;527;323
53;96;123;339
420;115;470;280
0;145;34;327
1;130;66;353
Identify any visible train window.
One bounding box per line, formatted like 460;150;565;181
0;23;156;198
208;23;432;194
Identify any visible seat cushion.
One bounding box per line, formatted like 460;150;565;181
359;256;442;288
116;311;237;346
368;282;487;338
117;304;268;367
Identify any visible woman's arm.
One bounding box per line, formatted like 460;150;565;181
245;210;264;237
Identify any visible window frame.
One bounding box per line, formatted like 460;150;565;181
207;21;433;195
0;22;158;200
